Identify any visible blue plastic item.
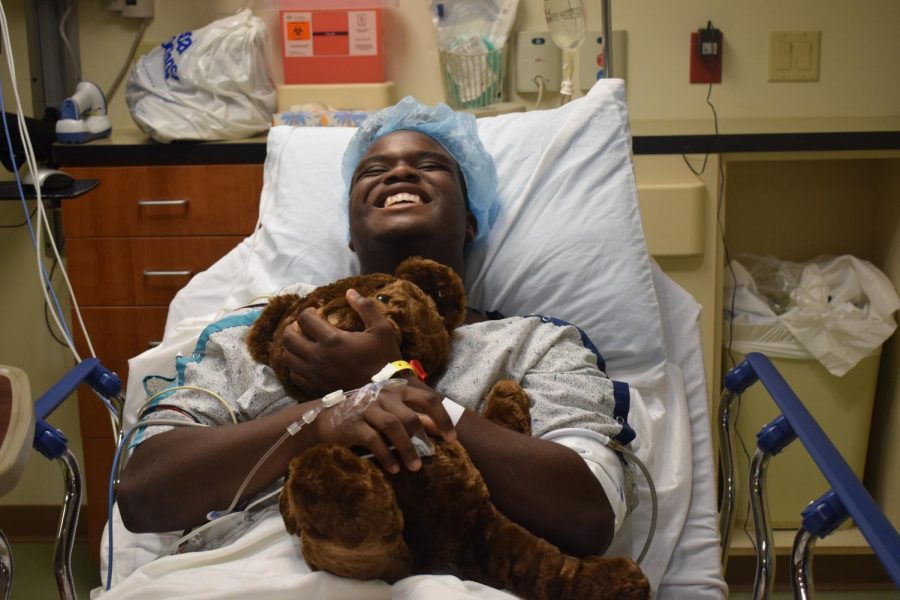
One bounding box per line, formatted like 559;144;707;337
32;358;121;459
740;352;900;586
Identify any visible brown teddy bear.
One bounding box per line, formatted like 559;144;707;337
246;257;650;600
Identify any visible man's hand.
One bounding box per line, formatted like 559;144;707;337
280;288;457;472
310;380;457;473
282;288;401;396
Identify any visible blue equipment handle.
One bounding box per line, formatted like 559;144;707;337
32;358;121;460
726;352;900;586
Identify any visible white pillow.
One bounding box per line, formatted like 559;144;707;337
165;80;666;384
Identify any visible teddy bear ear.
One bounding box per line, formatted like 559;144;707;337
246;294;302;365
394;257;468;330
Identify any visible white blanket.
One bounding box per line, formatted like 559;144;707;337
94;511;516;600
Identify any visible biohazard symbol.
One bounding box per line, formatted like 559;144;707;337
286;20;310;41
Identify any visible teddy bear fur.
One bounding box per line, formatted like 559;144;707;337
246;257;650;600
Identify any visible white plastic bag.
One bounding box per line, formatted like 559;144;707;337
725;255;900;377
126;10;276;143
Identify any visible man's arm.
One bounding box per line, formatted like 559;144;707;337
119;364;455;534
118;400;316;533
456;411;615;557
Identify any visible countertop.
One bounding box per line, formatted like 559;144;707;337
52;117;900;167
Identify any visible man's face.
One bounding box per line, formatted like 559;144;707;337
348;130;476;251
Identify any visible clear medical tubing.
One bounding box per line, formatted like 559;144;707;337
209;378;410;521
607;439;656;566
543;0;585;97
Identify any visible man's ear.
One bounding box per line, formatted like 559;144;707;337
465;211;477;243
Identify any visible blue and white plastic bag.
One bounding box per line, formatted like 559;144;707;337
126;10;276;142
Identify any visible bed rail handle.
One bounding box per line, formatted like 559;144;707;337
717;387;738;569
736;353;900;589
718;357;762;569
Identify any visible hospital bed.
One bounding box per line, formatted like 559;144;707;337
7;79;729;598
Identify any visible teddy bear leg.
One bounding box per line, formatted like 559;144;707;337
558;556;651;600
470;515;650;600
281;444;412;583
482;379;531;435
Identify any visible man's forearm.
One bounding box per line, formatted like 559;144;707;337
118;401;318;533
456;410;615;557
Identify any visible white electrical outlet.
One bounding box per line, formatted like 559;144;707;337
516;31;561;94
579;30;627;90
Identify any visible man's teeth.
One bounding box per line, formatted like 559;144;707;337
384;193;422;207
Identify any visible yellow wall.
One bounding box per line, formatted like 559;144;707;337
869;160;900;527
2;0;898;509
77;0;900;133
0;0;85;506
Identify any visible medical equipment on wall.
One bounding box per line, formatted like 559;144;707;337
543;0;585;100
430;0;519;110
0;361;123;600
55;81;112;144
718;354;900;597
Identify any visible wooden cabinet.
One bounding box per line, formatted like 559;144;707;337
60;163;263;557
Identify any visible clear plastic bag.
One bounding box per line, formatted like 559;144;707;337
429;0;518;50
126;10;276;143
725;254;900;376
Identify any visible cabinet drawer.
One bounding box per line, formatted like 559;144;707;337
74;306;168;438
62;164;262;237
67;236;243;306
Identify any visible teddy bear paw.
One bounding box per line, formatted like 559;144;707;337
483;379;531;435
571;556;650;600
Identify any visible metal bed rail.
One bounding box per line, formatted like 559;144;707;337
718;352;899;599
1;359;122;599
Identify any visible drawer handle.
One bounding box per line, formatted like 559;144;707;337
148;340;162;348
138;199;189;207
143;269;193;277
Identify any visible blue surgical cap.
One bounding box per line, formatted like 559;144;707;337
342;96;498;243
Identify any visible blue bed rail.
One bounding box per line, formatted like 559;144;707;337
719;352;899;598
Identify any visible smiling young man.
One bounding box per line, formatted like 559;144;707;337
118;98;634;561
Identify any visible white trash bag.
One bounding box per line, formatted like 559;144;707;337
725;254;900;377
126;10;276;143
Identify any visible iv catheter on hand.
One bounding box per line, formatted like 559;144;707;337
207;377;425;523
148;379;426;559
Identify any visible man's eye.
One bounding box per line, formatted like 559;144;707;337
360;166;388;177
376;294;390;304
418;162;446;170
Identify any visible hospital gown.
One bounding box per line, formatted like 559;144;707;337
135;294;638;547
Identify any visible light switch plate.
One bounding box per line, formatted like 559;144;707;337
769;31;820;82
516;31;561;93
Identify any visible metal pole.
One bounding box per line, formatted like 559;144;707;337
54;449;82;600
749;448;775;600
717;388;738;569
0;530;11;600
791;528;818;600
600;0;613;78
